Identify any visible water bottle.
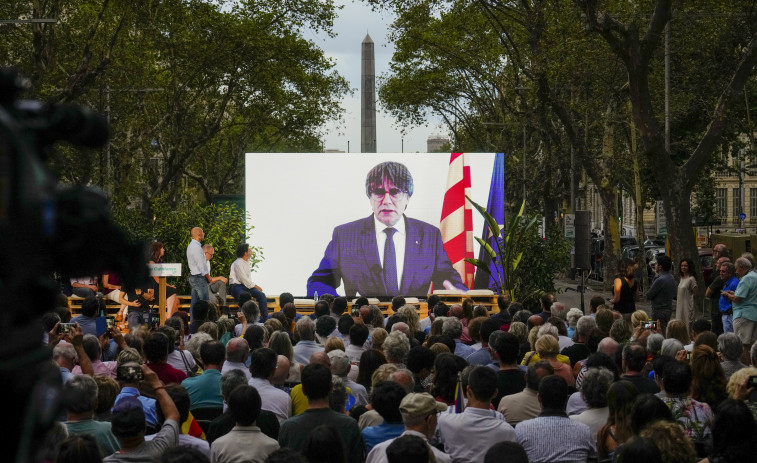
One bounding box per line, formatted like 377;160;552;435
314;291;318;304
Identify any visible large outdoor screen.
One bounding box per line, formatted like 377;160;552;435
245;153;500;297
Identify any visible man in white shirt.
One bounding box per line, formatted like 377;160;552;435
203;244;228;309
186;227;209;320
229;243;268;321
248;348;292;424
437;366;516;462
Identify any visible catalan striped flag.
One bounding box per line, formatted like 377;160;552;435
440;153;475;289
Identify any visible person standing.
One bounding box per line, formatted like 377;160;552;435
612;258;637;315
229;243;268;322
645;255;677;333
721;257;757;365
705;256;731;335
675;258;698;328
187;227;209;321
717;262;738;333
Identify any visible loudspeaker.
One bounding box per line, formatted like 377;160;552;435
574;210;591;269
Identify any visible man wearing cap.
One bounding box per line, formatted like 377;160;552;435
279;363;364;463
104;364;180;463
437;367;516;462
307;161;467;297
365;392;452;463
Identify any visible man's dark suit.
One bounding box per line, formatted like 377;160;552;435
307;214;466;297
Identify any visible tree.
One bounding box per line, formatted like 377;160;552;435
0;0;349;213
574;0;757;291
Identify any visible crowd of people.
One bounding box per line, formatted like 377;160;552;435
37;237;757;463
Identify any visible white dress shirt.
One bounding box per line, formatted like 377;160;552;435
248;377;292;424
366;430;452;463
437;407;516;463
229;257;256;288
187;239;206;276
374;216;406;285
221;361;251;381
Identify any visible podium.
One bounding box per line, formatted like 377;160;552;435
148;263;181;325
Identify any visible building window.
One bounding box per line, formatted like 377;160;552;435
733;188;742;218
716;188;727;219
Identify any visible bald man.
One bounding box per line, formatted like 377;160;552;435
290;351;333;415
187;227;210;320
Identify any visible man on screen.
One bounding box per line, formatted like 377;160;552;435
307;161;467;297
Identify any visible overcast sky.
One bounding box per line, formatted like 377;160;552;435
308;0;447;153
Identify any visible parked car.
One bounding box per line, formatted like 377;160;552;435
590;236;638;280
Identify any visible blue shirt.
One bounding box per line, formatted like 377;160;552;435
734;271;757;322
362;422;405;454
720;276;739;312
454;340;476;359
181;369;224;409
70;315;98;337
114;387;158;426
465;347;494;366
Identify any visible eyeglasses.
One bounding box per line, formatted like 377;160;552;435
370;187;406;200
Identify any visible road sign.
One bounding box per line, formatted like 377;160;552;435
739;212;747;220
565;213;575;238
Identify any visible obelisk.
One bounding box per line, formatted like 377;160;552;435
361;33;376;153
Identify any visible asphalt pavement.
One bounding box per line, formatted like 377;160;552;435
553;275;652;316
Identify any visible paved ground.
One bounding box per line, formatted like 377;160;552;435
553;275;652;315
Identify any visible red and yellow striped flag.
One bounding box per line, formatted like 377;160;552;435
440;152;474;289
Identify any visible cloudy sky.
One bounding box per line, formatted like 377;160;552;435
308;0;447;153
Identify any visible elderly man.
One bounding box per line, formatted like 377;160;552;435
221;337;251;381
187;226;210;319
366;393;451;463
329;349;368;406
307;161;466;297
717;261;738;333
515;375;595;462
561;316;595;367
442;317;475;359
706;255;732;335
718;332;747;380
437;367;516;462
202;244;229;309
64;375;120;456
722;257;757;364
292;317;324;365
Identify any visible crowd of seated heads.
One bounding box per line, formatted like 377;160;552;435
37;287;757;463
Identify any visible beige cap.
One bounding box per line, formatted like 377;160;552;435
327;349;351;377
399;393;447;417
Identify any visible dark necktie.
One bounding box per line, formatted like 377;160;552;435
384;227;398;295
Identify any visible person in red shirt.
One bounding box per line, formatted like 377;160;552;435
145;332;187;384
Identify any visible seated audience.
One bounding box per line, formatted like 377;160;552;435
63;375;120;456
149;385;209;458
248;347;292;424
361;381;407;453
498;360;553;426
660;361;714;439
182;340;225;409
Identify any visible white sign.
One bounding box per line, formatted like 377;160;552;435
148;263;182;277
565;213;575;238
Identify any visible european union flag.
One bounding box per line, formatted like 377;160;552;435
473;152;505;291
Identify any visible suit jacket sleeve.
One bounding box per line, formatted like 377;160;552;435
306;228;342;297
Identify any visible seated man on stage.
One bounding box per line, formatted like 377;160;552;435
229;243;268;322
307;161;467;298
203;244;228;309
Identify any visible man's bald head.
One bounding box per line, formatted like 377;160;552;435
598;337;619;358
310;351;331;369
191;227;204;240
389;369;415;393
271;355;291;386
450;304;464;319
226;337;250;363
391;322;409;335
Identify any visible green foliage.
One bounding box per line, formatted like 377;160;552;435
111;194;259;294
465;196;570;310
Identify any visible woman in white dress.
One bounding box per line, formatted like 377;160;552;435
675;258;698;328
